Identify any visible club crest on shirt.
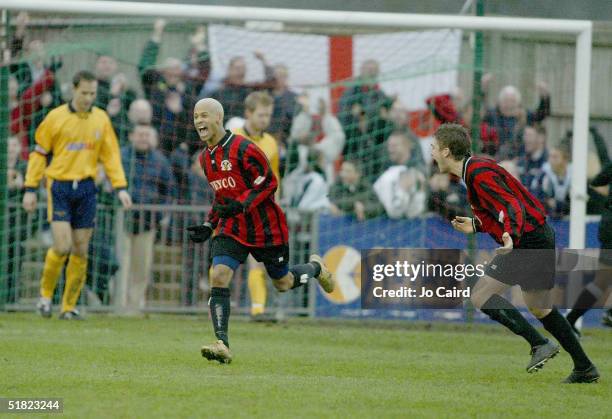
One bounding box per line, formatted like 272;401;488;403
221;160;232;171
95;130;102;141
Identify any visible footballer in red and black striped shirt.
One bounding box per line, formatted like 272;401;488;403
187;98;335;365
431;123;599;383
461;155;547;247
198;128;287;248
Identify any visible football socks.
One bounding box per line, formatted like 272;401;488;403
481;294;548;347
209;287;231;347
540;308;593;371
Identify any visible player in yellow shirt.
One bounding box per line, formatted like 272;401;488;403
232;91;281;320
23;70;133;319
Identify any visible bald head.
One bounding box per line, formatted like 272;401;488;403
128;99;153;125
195;98;224;121
498;85;522;116
194;98;226;146
163;57;183;87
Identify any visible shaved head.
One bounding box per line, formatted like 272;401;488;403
194;98;224;121
194;98;226;146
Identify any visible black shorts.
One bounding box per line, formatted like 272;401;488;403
484;223;556;291
211;235;289;268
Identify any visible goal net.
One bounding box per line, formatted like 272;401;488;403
0;2;602;319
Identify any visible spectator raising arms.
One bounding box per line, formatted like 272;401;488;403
139;19;208;155
338;59;390;129
184;25;211;96
9;12;61;97
205;52;275;123
8;13;62;159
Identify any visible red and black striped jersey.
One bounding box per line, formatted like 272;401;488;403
199;130;288;247
462;156;547;246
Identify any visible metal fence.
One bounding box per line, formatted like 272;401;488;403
3;200;318;317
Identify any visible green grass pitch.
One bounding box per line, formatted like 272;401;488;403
1;313;610;418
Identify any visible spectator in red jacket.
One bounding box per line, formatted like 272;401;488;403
9;70;56;159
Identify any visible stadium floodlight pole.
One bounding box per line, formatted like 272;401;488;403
0;0;592;248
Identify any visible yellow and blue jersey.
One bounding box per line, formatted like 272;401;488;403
25;103;127;190
233;127;280;184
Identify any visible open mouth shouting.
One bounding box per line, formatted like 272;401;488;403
197;125;209;138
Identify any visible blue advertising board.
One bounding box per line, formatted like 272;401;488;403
314;214;603;324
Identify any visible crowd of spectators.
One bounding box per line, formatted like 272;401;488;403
8;16;609;219
4;15;610;304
